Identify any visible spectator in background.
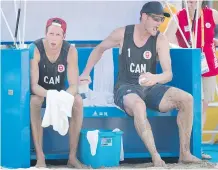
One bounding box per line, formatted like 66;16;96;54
164;0;218;160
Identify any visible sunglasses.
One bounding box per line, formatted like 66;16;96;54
147;13;165;22
52;19;62;24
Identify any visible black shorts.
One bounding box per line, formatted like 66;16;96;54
114;83;171;112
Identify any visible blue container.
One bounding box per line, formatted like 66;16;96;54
78;129;123;169
1;49;30;168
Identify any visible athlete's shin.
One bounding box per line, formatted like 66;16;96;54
132;102;159;157
176;97;193;155
30;95;45;165
133;111;165;166
69;95;83;158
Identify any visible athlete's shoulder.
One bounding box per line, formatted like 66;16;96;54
67;45;78;59
108;26;125;41
113;26;125;35
69;44;77;53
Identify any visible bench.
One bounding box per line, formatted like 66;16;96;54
0;47;202;168
31;48;202;160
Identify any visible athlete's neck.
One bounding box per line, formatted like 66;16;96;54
188;7;202;20
44;39;62;56
137;24;150;38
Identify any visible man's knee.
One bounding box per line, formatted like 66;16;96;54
74;94;83;107
179;91;193;108
166;87;193;109
171;91;193;114
184;93;193;103
123;94;146;116
30;95;44;108
134;100;146;111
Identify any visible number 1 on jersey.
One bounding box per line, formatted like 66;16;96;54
128;48;131;57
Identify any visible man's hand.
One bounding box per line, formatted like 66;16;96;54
79;73;92;85
139;72;158;87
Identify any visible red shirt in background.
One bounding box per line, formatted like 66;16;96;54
176;7;218;77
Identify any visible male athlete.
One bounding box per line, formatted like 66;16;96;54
30;18;84;168
80;1;201;167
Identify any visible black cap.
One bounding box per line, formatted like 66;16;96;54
140;1;170;18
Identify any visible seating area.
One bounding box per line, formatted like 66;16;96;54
32;47;202;159
1;47;202;168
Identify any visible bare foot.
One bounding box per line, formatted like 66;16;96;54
35;159;46;168
67;158;89;169
179;152;202;164
152;154;166;167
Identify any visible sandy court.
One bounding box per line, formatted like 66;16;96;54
1;161;218;170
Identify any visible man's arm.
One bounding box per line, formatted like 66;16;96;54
81;27;124;76
66;46;79;96
214;38;218;47
212;9;218;25
156;33;173;84
164;17;179;45
30;45;48;97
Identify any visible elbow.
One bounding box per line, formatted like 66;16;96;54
165;71;173;83
96;45;106;56
31;84;38;94
168;71;173;82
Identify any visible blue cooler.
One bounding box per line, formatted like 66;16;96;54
78;129;123;169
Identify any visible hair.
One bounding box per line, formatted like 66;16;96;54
201;1;208;8
182;0;208;9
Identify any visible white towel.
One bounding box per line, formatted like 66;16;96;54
82;49;115;107
58;90;74;118
93;49;114;94
87;130;99;156
41;90;59;128
113;128;124;161
42;90;74;136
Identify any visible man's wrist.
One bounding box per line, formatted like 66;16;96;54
83;68;91;76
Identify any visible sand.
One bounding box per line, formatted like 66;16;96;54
1;161;218;170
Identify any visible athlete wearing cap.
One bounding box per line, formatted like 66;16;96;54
80;1;201;166
29;17;85;168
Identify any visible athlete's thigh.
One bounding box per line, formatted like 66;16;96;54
114;84;145;116
158;86;193;113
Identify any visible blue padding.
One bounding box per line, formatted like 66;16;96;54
1;40;102;45
65;48;94;89
83;107;178;118
1;49;30;168
28;43;36;59
77;48;94;90
113;48;119;84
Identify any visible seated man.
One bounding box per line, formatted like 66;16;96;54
30;17;84;168
80;1;201;167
